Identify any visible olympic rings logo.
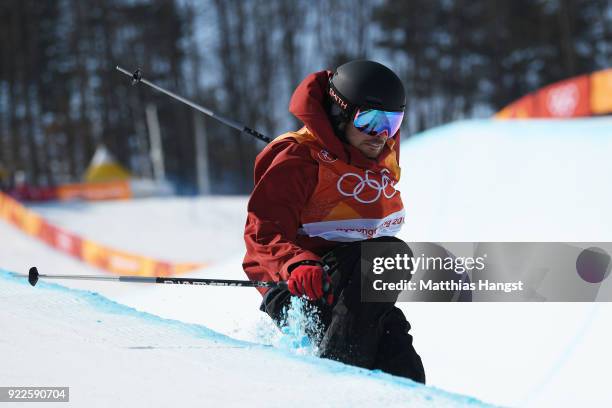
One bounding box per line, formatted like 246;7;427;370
337;169;398;204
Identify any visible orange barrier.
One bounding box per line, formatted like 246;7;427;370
8;180;131;202
0;191;204;276
496;68;612;119
590;69;612;114
56;180;132;201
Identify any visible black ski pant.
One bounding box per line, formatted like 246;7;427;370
260;236;426;384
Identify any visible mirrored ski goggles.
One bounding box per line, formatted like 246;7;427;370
353;109;404;137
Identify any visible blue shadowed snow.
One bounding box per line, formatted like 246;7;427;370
0;268;495;407
0;269;243;346
277;296;324;354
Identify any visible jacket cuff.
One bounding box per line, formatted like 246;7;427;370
280;251;322;281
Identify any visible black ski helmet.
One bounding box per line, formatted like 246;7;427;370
327;60;405;137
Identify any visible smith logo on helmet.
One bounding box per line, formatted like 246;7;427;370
329;87;348;111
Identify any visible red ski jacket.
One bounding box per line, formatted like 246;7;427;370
243;70;404;294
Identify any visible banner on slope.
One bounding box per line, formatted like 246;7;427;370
0;192;203;276
496;68;612;119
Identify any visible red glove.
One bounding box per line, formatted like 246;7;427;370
287;264;334;305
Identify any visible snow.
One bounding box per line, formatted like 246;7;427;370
399;117;612;242
0;270;490;408
2;117;612;407
395;117;612;407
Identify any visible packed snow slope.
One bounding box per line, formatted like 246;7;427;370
1;118;611;407
399;117;612;241
0;270;490;408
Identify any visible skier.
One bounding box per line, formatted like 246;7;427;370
243;60;425;383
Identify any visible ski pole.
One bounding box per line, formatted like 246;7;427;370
115;66;272;144
24;267;286;289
